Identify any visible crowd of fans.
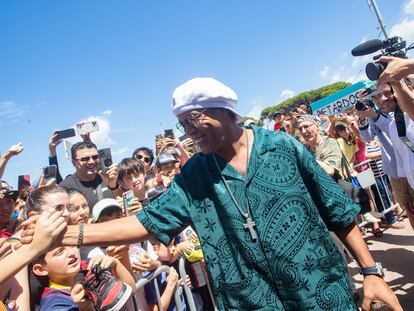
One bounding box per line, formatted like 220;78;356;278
0;56;413;310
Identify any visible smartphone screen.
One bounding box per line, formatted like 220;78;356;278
76;121;99;135
122;190;134;216
56;128;76;140
18;175;30;192
164;129;174;139
98;148;113;174
43;165;57;181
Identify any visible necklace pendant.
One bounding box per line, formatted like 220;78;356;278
243;216;257;242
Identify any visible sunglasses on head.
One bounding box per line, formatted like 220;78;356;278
76;155;99;162
135;154;151;163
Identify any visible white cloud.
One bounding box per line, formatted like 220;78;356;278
102;109;112;117
351;54;372;69
246;98;263;119
403;0;414;16
280;89;295;101
388;0;414;58
0;101;25;125
319;66;329;78
330;66;346;83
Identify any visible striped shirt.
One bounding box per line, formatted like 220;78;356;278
366;143;384;177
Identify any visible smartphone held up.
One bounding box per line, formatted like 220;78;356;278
76;120;99;135
98;148;113;174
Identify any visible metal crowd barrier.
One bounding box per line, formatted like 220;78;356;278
136;257;197;311
353;160;398;228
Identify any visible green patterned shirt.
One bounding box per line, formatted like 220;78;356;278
137;126;359;310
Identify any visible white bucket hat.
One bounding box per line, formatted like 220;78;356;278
172;77;243;124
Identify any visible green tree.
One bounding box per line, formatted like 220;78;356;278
260;81;351;120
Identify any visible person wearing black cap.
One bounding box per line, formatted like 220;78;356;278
0;180;20;236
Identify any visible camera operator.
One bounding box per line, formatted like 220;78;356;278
359;83;414;229
376;56;414;122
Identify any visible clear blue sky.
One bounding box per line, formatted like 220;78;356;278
1;0;412;186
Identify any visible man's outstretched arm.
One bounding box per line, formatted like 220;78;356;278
335;223;402;311
63;215;150;247
22;215;151;248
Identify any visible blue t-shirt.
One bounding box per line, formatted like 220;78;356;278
40;287;78;310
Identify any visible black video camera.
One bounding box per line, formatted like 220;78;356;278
355;99;375;111
354;87;376;111
351;36;413;81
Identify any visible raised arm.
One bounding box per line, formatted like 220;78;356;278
0;143;23;179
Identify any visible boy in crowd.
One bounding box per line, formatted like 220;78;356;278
32;246;135;311
117;158;150;212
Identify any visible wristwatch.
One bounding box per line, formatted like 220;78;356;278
360;262;385;278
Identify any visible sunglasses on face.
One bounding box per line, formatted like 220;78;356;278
176;109;208;133
135;154;151;163
76;155;99;162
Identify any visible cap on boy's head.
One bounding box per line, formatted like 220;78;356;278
172;77;243;124
297;114;317;126
334;121;347;130
156;153;179;167
244;119;256;126
0;180;18;202
92;198;122;222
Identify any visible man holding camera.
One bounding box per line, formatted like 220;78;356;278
358;82;414;230
59;141;118;210
378;56;414;121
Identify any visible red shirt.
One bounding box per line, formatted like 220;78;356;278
274;122;282;131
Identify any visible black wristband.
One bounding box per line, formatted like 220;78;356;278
77;223;84;248
108;183;118;191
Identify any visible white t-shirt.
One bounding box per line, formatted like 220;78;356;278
389;113;414;188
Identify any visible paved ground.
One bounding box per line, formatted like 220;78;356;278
347;216;414;310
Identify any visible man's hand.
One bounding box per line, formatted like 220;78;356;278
48;131;62;157
3;143;24;159
357;106;378;121
362;275;402;311
99;164;118;188
378;56;414;83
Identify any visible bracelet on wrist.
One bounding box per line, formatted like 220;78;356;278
77;223;84;248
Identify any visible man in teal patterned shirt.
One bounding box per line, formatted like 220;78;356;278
55;78;401;310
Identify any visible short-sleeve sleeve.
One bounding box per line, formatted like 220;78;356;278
294;137;360;231
136;177;191;245
316;137;343;173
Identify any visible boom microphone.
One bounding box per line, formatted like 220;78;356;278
351;39;384;56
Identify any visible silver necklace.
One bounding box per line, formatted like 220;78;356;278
212;129;257;242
